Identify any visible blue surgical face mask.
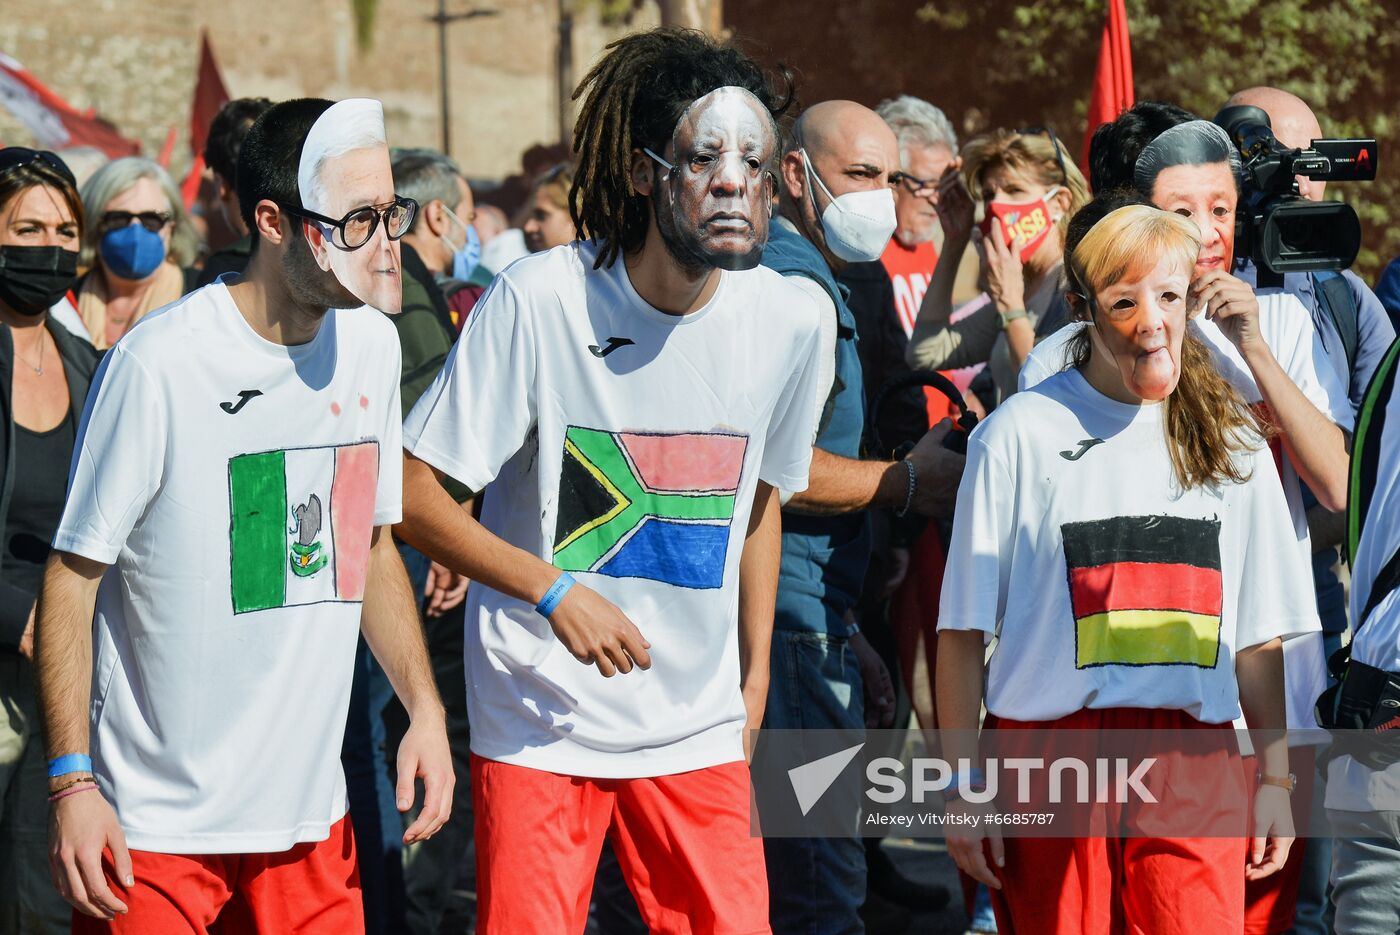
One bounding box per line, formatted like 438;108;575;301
99;223;168;281
441;206;481;281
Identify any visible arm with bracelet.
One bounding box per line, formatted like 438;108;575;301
35;551;134;921
399;453;651;678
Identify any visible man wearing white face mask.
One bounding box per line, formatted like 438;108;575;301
759;99;966;935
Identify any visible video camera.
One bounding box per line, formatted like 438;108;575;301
1213;104;1377;283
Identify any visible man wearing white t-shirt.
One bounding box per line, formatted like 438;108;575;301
34;98;452;931
395;30;825;934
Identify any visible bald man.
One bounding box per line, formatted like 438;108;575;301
756;100;962;933
1227;86;1328;199
1225;85;1397;935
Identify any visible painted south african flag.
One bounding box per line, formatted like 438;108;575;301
1062;515;1223;669
552;426;748;590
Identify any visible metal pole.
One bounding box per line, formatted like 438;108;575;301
426;6;497;158
439;0;451;154
557;0;573;147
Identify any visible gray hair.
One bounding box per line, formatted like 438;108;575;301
79;157;199;269
298;99;387;216
876;95;958;170
391;148;464;233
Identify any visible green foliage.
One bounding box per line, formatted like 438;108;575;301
352;0;379;52
913;0;1400;277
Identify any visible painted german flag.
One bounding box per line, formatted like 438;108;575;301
1062;515;1223;669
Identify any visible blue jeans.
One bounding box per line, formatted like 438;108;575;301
1288;630;1344;935
391;543;479;935
969;884;998;932
343;640;404;934
1328;809;1400;935
763;627;865;935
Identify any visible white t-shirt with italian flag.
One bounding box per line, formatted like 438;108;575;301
53;281;403;854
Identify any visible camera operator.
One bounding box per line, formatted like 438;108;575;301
1217;87;1396;935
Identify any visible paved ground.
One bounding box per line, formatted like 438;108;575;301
439;836;978;934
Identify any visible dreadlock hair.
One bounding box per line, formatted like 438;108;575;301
569;28;794;269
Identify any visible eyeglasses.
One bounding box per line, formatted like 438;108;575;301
99;210;173;234
281;197;418;250
0;147;77;185
889;171;939;196
1018;126;1069;184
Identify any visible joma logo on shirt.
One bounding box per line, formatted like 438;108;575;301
1059;438;1105;461
588;337;634;358
220;390;263;414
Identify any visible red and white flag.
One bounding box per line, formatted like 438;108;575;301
0;52;140;158
1081;0;1134;178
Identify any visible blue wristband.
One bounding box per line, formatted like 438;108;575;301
943;767;987;801
536;572;577;619
47;754;92;779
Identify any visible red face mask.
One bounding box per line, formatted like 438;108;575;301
978;185;1062;263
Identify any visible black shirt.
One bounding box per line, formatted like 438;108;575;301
5;415;73;598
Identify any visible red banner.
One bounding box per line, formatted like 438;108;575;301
0;52;140;158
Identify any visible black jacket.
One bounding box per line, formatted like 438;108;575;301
0;319;100;652
836;259;930;455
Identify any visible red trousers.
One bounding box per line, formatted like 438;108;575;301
983;707;1250;935
471;755;769;935
71;815;362;934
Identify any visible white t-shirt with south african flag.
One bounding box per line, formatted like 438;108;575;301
404;240;827;779
52;280;403;854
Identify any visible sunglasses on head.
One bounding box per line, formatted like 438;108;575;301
1018;126;1069;185
0;147;77;186
99;210;173;234
280;197;418;251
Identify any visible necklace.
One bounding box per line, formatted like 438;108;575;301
13;330;46;376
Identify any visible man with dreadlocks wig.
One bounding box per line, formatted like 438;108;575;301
396;27;826;934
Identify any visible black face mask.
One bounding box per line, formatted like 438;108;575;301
0;245;79;317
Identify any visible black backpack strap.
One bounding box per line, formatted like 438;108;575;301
1360;546;1400;634
1313;270;1360;375
1349;337;1400;563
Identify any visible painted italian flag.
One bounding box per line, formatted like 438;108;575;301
228;441;379;614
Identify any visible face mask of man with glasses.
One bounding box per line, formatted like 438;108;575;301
290;99;414;316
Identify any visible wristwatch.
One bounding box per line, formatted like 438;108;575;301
1257;772;1297;794
997;307;1029;330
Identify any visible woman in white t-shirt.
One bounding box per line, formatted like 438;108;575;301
936;205;1316;934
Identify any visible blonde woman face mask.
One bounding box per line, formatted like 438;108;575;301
1085;253;1192;403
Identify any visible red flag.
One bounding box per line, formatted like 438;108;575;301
0;53;141;158
180;152;206;210
156;125;178;168
1081;0;1134;178
189;32;230;159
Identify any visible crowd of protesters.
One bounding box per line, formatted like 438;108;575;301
3;23;1400;935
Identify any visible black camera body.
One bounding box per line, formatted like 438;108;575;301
1213;104;1377;283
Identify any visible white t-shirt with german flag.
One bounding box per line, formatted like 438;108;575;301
53;281;403;853
938;368;1318;724
404;241;826;778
